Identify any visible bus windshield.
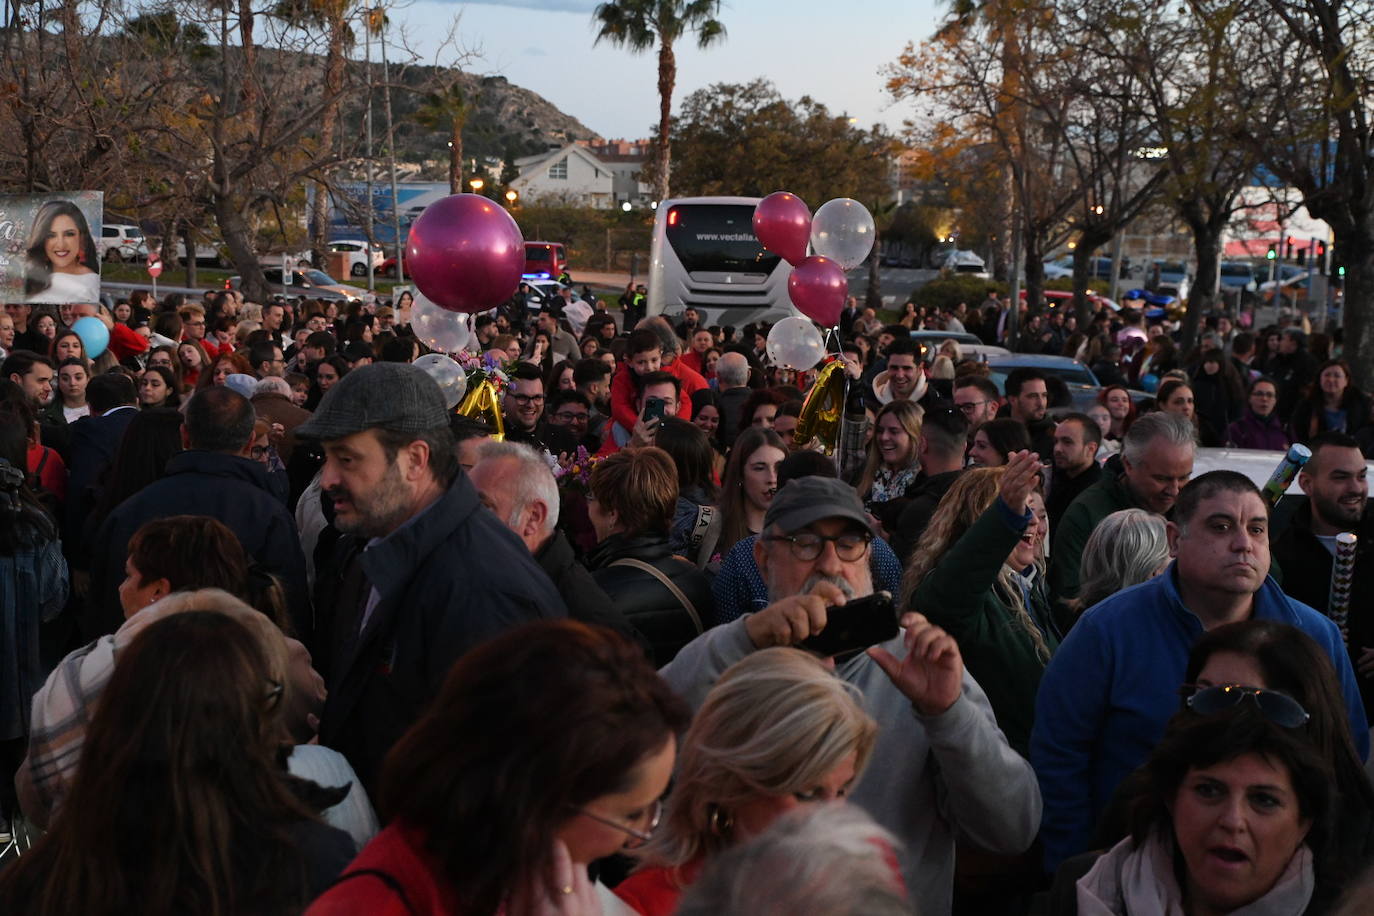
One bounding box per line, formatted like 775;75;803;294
664;204;781;275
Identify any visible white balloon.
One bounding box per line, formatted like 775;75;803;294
412;352;468;409
411;291;472;354
766;316;826;370
810;198;876;270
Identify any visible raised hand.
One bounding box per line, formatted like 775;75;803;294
867;612;963;716
999;449;1042;513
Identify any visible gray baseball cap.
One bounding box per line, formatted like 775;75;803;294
763;477;873;536
296;361;449;441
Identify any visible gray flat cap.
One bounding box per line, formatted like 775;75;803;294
296;361;449;441
763;477;873;535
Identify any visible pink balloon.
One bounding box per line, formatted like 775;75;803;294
752;191;812;266
787;256;848;327
407;194;525;314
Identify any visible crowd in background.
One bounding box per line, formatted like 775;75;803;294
0;282;1372;916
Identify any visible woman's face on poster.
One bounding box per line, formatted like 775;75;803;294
45;213;84;271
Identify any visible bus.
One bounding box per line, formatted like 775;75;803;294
647;196;796;326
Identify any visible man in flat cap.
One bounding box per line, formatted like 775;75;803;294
302;361;567;793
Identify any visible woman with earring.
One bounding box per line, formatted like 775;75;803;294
23;199;101;305
615;649;880;915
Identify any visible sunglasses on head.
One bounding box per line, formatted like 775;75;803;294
1179;683;1310;728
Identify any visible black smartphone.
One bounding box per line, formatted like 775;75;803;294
799;591;898;658
643;396;668;422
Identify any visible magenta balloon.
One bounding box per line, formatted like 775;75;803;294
787;256;848;327
406;194;525;314
752;191;812;266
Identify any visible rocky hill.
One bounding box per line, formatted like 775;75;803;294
343;65;602;175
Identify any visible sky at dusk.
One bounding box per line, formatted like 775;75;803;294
394;0;944;141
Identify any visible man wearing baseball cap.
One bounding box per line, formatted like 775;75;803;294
659;476;1040;914
301;361;566;793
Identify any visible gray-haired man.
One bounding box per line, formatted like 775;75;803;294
1049;411;1197;608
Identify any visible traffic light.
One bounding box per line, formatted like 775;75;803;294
1266;247;1277;261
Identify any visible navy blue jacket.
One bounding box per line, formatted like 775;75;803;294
64;406;137;554
1031;563;1368;873
85;449;308;639
315;471;567;794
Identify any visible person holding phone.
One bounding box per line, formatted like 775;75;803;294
901;452;1056;757
596;371;680;456
659;476;1041;915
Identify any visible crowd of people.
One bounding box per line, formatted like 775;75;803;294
0;284;1373;916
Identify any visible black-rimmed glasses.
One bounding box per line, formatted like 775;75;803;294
765;532;872;562
1180;683;1310;728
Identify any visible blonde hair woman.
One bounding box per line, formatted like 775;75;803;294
851;400;924;531
901;451;1055;756
615;648;878;916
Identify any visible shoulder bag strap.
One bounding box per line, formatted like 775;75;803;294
695;511;723;571
686;504;714;554
610;557;704;635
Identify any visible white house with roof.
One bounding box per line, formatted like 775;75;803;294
510;141;653;209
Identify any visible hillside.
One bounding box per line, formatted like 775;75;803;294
342;64;602;175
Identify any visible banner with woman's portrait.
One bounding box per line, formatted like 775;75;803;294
0;191;103;305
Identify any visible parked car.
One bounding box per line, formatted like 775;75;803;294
378;250;408;278
985;353;1151;414
1192;447;1374;497
327;239;385;277
227;268;366;302
1043;256;1134;283
99;224;149;262
523;279;584;309
523;241;569;281
154;231;231;268
940;249;988;278
1019;289;1121;312
1042;258;1074;279
1219;261;1258;293
1149;260;1192;301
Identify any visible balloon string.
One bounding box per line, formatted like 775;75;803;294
825;325;841;354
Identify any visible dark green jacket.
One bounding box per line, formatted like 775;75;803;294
1049;472;1138;608
912;498;1059;756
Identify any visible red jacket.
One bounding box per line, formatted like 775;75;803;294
305;822;459;916
609;357;707;433
107;323;149;361
614;860;703;916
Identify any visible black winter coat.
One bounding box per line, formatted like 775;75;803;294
86;450;309;640
535;529;644;647
1288;388;1373;444
587;532;714;666
314;472;566;795
1272;500;1374;723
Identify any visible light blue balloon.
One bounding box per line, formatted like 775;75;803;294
72;316;110;359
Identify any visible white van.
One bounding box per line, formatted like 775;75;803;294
100;224;148;262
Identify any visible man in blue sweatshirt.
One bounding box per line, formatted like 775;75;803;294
1031;469;1368;873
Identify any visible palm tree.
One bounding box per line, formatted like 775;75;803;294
592;0;726;203
415;81;472;195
